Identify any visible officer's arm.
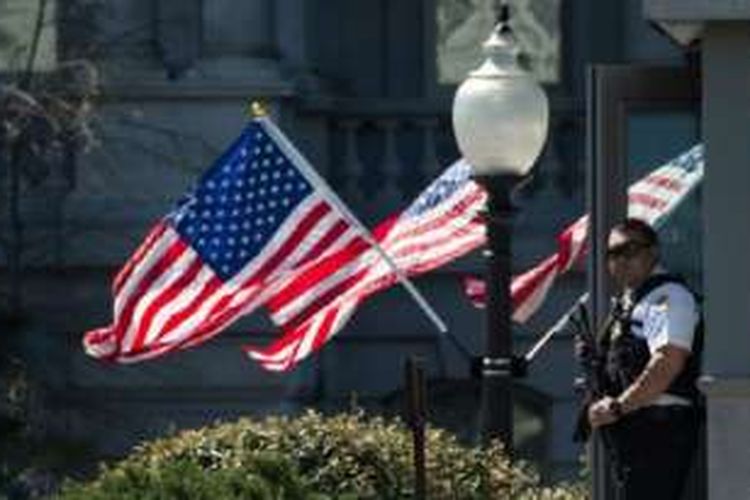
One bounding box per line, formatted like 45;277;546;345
616;344;691;414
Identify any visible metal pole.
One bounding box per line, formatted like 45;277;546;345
404;356;427;499
477;174;516;453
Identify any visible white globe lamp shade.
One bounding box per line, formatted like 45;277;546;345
452;23;549;177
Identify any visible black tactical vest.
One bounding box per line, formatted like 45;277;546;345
601;274;704;403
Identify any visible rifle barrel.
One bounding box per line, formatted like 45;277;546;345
524;293;590;363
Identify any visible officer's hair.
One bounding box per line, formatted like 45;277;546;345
612;218;659;248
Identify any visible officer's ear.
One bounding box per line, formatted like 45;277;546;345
646;244;660;264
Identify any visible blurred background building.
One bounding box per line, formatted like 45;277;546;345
0;0;702;483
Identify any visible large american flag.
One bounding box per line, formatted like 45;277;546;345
244;159;487;371
465;144;705;317
83;119;364;362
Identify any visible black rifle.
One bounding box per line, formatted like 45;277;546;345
572;299;627;499
572;298;626;440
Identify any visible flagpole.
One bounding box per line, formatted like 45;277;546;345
256;114;448;334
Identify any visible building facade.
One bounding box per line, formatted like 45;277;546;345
0;0;701;483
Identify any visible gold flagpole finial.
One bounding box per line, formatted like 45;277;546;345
249;100;269;118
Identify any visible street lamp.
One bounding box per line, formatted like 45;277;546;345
451;3;549;450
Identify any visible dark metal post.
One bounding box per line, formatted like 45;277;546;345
476;174;517;452
404;356;427;499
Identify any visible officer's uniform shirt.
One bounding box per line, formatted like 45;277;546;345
623;268;700;407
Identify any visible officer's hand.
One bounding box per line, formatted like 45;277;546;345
587;396;619;428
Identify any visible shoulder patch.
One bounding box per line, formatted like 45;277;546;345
653;294;669;311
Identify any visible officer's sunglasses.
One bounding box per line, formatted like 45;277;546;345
606;240;651;260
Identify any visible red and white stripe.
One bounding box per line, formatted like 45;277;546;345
83;193;359;363
245;169;488;371
465;145;704;318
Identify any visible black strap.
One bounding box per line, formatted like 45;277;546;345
632;273;690;304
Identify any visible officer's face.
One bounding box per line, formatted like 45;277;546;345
606;229;657;290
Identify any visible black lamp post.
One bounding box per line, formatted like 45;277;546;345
451;3;549;450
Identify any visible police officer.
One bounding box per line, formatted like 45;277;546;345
586;218;702;500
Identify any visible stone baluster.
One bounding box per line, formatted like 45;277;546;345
417;118;441;182
340;119;366;207
370;118;402;218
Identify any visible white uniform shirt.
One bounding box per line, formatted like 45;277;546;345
624;271;700;406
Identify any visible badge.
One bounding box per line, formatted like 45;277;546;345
653;294;669;312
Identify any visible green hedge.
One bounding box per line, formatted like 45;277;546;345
61;410;586;499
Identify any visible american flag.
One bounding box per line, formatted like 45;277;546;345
83;119;364;362
245;159;487;371
465;144;705;318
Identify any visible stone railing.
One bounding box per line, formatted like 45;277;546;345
297;96;584;222
298;98;459;222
